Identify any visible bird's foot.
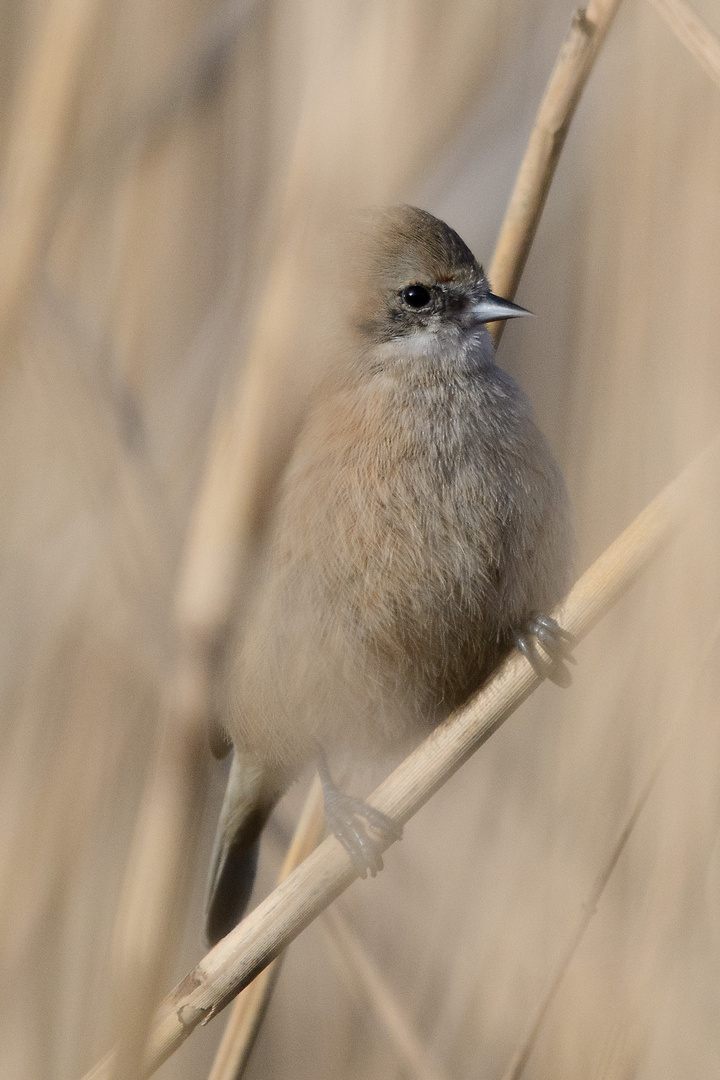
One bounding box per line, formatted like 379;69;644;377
513;613;575;687
317;750;402;878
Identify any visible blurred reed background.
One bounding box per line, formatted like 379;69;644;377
1;0;720;1078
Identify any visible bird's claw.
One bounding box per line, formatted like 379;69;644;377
321;786;402;878
514;614;575;687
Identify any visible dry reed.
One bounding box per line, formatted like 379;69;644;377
645;0;720;90
2;2;720;1080
488;0;623;344
207;780;325;1080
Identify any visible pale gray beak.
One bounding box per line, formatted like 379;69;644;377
471;292;532;324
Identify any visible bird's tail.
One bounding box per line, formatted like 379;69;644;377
205;751;281;947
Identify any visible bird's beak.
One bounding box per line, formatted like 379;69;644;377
470;292;533;324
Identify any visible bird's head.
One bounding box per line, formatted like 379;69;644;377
344;206;530;373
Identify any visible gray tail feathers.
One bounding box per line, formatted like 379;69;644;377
205;751;280;947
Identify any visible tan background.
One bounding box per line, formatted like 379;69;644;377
1;1;720;1078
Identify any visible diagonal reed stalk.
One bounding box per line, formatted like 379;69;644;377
499;615;720;1080
645;0;720;92
82;434;720;1080
210;794;456;1080
492;9;720;1078
206;780;325;1080
488;0;623;344
320;906;454;1080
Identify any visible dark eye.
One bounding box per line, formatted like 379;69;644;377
401;284;432;309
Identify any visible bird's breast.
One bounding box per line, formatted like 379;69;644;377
272;368;559;715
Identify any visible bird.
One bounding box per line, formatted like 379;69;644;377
205;205;574;946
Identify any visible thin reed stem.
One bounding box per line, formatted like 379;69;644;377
321;907;454;1080
107;680;209;1080
498;615;720;1080
645;0;720;92
488;0;623;345
207;780;325;1080
211;782;454;1080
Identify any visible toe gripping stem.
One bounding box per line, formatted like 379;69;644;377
514;613;576;687
316;747;402;879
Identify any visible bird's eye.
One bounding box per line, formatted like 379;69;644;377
401;284;432;309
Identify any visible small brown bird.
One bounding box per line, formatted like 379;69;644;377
205;206;574;945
